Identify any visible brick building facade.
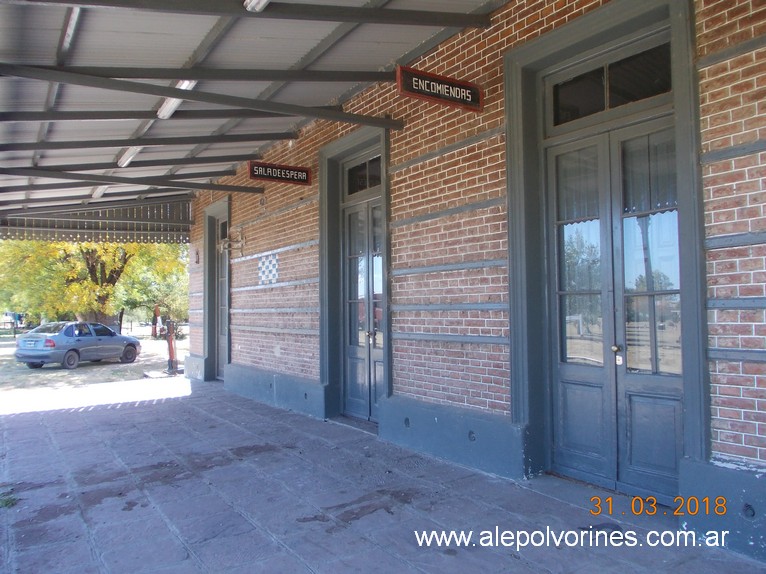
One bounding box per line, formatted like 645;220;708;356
186;0;766;559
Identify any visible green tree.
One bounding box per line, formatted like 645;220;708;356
0;240;187;324
116;243;189;322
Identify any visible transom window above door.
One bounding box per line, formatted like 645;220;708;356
347;156;382;197
551;42;671;127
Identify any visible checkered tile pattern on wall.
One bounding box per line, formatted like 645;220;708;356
258;253;279;285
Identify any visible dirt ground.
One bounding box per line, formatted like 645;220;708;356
0;324;190;391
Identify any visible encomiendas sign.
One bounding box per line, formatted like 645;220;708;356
397;65;483;112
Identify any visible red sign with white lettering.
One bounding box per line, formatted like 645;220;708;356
248;161;312;186
397;65;483;112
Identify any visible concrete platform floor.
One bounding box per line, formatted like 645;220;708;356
0;378;763;573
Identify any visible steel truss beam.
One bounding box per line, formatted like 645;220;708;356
0;131;296;152
34;66;395;83
3;169;237;193
0;64;404;130
0;166;264;194
0;0;491;28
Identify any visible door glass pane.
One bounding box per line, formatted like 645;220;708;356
625;295;652;372
623;130;677;213
608;44;671;109
622;137;650;213
621;129;681;376
556;145;603;367
349;302;365;347
623;211;680;292
348;211;365;255
625;293;683;374
553;68;605;126
372;254;383;349
372;204;383;253
372;255;382;296
560;294;603;366
347;208;367;348
556;146;599;221
649;130;677;210
559;220;601;292
373;300;383;348
219;307;228;334
347;256;362;300
356;257;366;303
656;294;682;375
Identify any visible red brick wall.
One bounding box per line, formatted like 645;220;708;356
698;0;766;464
393;341;510;411
696;0;766;59
709;360;766;460
698;51;766;154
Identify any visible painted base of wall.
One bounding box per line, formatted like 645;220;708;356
216;360;525;479
679;458;765;561
378;395;525;479
223;362;330;420
184;354;205;382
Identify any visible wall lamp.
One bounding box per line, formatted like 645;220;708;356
218;227;245;257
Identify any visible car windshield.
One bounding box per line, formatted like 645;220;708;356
30;322;67;334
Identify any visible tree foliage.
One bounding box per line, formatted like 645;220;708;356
0;240;188;324
116;243;189;322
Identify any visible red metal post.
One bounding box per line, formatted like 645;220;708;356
166;320;177;374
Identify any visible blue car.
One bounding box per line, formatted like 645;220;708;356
15;321;141;370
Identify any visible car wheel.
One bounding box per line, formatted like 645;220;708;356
26;362;44;369
62;350;79;369
120;345;137;364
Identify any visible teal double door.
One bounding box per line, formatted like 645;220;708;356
343;199;385;421
548;117;683;500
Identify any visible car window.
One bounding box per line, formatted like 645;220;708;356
63;325;74;337
31;322;67;334
92;324;114;336
74;323;92;337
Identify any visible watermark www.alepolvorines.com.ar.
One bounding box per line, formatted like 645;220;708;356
414;526;730;552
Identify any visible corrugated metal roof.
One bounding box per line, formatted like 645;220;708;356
0;0;503;242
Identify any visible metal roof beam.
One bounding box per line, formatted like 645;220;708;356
0;108;339;122
9;154;259;172
0;131;296;152
1;1;491;28
3;169;237;193
34;66;396;83
0;64;404;130
0;167;263;194
33;7;83;168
